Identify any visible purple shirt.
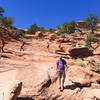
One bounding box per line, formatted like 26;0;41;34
56;59;66;71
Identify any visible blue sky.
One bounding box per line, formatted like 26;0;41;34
0;0;100;29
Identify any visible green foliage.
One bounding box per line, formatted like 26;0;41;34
85;33;99;50
71;33;80;37
26;24;47;34
86;33;94;41
56;25;61;30
47;28;55;32
84;13;100;33
52;34;57;38
60;33;66;38
39;27;46;32
1;17;14;26
0;6;13;26
76;59;84;67
60;21;76;34
85;33;94;47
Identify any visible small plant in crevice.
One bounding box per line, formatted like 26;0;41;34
85;33;94;47
76;59;84;67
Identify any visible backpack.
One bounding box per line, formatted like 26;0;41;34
21;41;24;46
57;59;65;71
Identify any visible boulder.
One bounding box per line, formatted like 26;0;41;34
68;47;93;56
48;34;56;41
55;47;66;53
0;80;22;100
67;66;100;86
91;83;100;89
33;31;44;39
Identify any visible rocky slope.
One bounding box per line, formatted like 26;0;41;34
0;34;100;100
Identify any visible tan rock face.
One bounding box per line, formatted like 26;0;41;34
0;80;22;100
92;89;100;99
67;66;100;86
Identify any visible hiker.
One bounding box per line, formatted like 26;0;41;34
58;41;61;48
56;56;67;91
0;39;4;52
76;42;80;47
46;42;50;50
20;40;24;51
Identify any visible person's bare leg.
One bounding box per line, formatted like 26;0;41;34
59;77;61;85
58;77;61;89
1;47;3;52
62;77;65;86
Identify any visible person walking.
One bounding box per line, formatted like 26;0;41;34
0;39;4;52
46;42;50;50
58;41;61;48
20;40;24;51
56;56;67;91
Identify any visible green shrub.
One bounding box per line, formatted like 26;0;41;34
85;33;94;47
71;33;80;37
76;59;84;67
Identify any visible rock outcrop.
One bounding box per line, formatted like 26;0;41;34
67;66;100;86
0;80;22;100
33;31;44;39
68;47;93;56
0;27;18;41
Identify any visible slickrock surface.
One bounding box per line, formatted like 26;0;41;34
0;35;100;100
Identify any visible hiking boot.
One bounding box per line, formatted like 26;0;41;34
62;85;64;89
61;85;64;91
58;85;61;89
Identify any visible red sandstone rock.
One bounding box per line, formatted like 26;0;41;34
67;66;100;86
68;47;93;56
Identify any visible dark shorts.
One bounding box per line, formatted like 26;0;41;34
20;46;23;48
57;70;66;78
58;45;61;48
46;45;49;48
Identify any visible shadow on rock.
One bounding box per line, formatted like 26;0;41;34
64;84;78;90
17;97;34;100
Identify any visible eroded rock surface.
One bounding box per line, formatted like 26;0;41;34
67;66;100;86
0;80;22;100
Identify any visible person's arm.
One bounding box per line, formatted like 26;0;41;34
64;61;67;71
56;61;58;72
56;64;58;71
65;63;68;71
56;62;58;70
